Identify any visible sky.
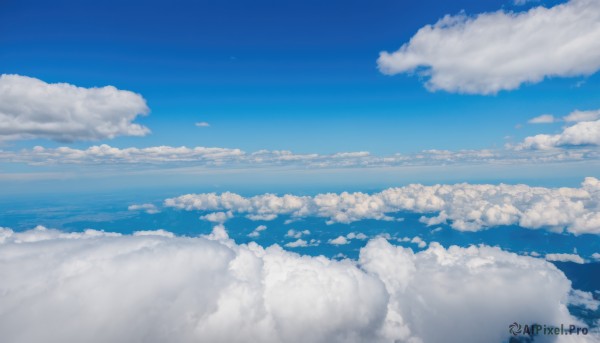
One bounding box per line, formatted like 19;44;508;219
1;0;600;194
1;1;600;342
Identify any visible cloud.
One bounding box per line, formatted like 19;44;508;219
0;74;150;142
517;120;600;150
377;0;600;94
592;252;600;261
165;177;600;235
329;236;349;245
195;122;210;127
4;142;599;169
133;229;175;238
284;238;320;248
200;211;233;224
545;253;586;264
528;114;557;124
285;229;310;239
248;225;268;238
569;289;600;311
564;109;600;123
410;236;427;249
128;203;160;214
0;227;586;343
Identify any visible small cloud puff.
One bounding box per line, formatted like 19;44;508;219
195;122;210;127
128;203;160;214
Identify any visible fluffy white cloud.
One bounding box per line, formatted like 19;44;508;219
346;232;368;240
329;236;350;245
0;227;589;343
564;110;600;123
528;114;557;124
165;177;600;235
6;142;598;169
200;211;233;224
0;74;150;142
133;229;175;238
546;253;586;264
248;225;268;238
285;229;310;239
377;0;600;94
569;290;600;311
592;252;600;261
128;203;160;214
284;238;320;248
517;120;600;150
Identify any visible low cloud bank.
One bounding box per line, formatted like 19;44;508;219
0;226;592;343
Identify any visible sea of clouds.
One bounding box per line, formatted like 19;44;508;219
0;225;596;343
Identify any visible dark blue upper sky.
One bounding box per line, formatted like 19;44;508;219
2;0;589;154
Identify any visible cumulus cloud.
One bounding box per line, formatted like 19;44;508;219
128;203;160;214
0;227;588;343
133;229;175;238
3;141;599;172
564;109;600;123
200;211;233;224
0;74;150;142
285;229;310;239
569;290;600;311
329;236;350;245
528;114;557;124
517;120;600;150
546;253;586;264
165;177;600;235
248;225;268;238
284;238;320;248
377;0;600;94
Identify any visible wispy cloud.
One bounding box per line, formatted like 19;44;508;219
195;122;210;127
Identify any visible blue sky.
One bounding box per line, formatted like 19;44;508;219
0;0;599;195
1;2;600;341
2;0;596;154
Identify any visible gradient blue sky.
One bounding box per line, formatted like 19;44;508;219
1;0;599;193
2;0;594;152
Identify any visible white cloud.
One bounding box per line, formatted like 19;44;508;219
195;122;210;127
592;252;600;260
133;229;175;238
128;203;160;214
410;237;427;249
329;236;349;245
0;227;585;343
517;120;600;150
0;74;150;142
528;114;557;124
200;211;233;224
285;229;310;239
248;225;268;238
346;232;368;240
545;253;586;264
377;0;600;94
4;142;599;169
166;177;600;235
284;238;320;248
564;109;600;123
569;289;600;311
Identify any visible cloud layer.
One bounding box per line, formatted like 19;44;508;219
0;226;590;343
378;0;600;94
0;74;149;142
165;177;600;234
